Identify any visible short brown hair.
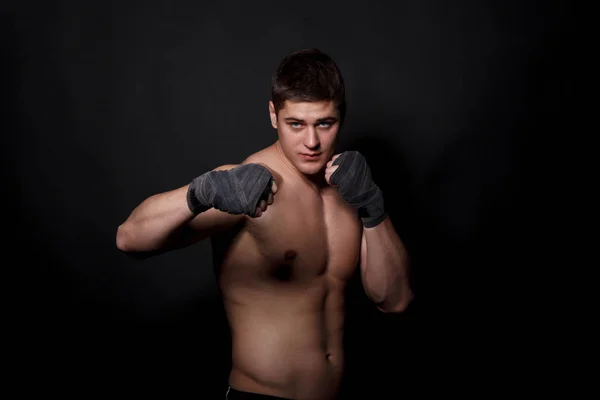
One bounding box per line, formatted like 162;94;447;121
271;48;346;122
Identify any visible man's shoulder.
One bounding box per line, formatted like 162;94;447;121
239;144;286;185
241;144;279;169
212;144;275;172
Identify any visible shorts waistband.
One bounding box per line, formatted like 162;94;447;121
225;386;292;400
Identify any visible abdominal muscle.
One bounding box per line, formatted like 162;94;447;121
222;275;346;400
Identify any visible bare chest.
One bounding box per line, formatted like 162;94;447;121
242;184;362;283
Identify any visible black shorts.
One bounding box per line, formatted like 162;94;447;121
225;386;292;400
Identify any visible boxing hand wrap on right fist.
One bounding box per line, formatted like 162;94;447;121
329;151;387;228
187;164;274;217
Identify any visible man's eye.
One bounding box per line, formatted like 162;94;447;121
290;123;302;128
319;123;331;128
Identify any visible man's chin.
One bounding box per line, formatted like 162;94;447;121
297;162;325;176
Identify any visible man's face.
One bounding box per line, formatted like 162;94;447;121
269;100;341;177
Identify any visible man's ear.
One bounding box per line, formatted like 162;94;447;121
269;101;278;129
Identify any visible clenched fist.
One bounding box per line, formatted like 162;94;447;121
325;151;386;228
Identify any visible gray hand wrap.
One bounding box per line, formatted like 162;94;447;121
330;151;386;228
187;164;273;217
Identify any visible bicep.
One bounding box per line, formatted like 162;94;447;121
142;208;244;256
187;207;245;239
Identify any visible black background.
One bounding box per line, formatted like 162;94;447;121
4;0;568;397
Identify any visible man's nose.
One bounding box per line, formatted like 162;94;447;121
304;127;320;149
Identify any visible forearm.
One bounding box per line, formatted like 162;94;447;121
362;217;412;312
116;185;195;252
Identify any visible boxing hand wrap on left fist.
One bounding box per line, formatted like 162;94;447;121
329;151;387;228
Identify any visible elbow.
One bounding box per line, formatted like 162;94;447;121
378;291;414;314
116;222;165;260
384;300;410;314
378;301;409;314
116;222;137;252
116;223;150;259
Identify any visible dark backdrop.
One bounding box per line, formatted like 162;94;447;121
4;0;567;397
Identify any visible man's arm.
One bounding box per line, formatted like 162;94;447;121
116;164;245;259
360;216;413;313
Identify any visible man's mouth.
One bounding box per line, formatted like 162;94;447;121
300;153;321;161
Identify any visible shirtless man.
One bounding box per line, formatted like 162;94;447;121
116;48;413;400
